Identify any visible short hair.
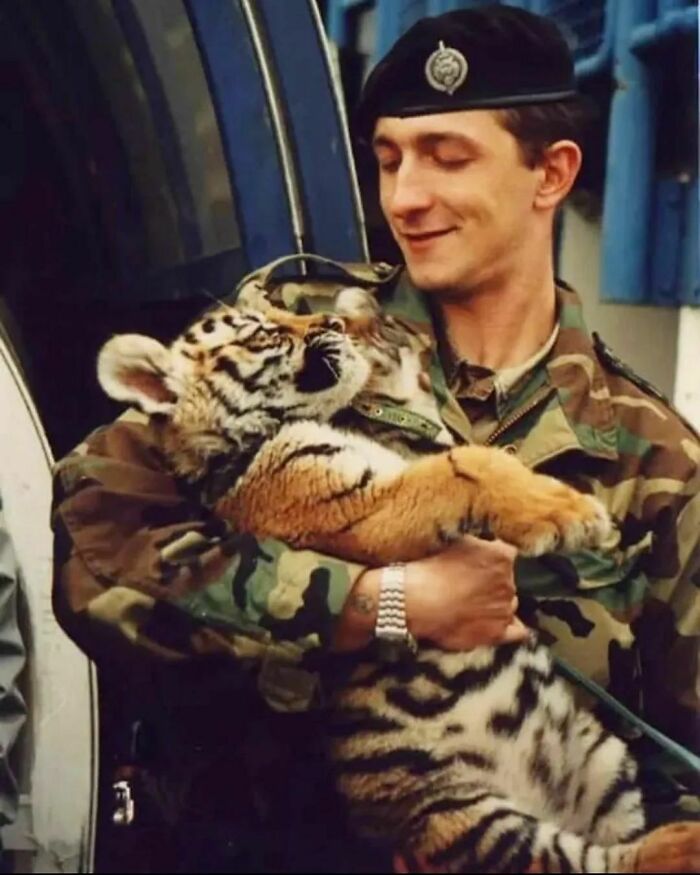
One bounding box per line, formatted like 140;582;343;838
495;96;598;168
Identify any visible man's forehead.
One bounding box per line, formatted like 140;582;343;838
373;109;502;146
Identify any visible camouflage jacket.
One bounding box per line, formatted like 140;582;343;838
52;256;700;780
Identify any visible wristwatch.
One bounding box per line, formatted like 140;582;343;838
374;564;418;661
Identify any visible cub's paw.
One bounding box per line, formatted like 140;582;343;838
502;477;612;557
634;822;700;873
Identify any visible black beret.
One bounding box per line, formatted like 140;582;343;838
354;4;577;143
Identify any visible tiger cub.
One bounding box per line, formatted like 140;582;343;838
97;289;700;873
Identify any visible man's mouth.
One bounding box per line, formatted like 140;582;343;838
401;229;454;250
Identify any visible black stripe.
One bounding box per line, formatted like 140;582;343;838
199;428;240;448
200;443;264;498
407;791;495;830
488;667;541;736
555;771;573;809
335;747;442;777
214;356;273;393
581;841;593;873
507;829;536;874
529;748;554;791
539;847;553;873
203;378;241;419
261;353;284;368
272;443;343;474
590;773;637;834
580;729;611;772
345;645;517;698
386;686;458;718
342;663;395;689
213;355;246;382
618;824;645;843
259;403;305;421
326;714;402;738
552;832;573;874
429;808;517;867
319;468;374;503
454;751;497;771
480;827;527;872
241;323;264;341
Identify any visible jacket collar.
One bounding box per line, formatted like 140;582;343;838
382;272;619;466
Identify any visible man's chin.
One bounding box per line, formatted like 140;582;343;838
404;261;455;292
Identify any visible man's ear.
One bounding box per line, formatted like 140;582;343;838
97;334;178;414
534;139;582;210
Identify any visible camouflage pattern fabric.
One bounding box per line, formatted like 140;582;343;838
52;258;699;801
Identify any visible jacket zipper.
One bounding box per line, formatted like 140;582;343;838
484;385;555;447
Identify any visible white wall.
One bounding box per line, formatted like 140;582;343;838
559;205;680;402
674;308;700;429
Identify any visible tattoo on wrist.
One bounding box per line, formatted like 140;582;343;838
351;594;375;615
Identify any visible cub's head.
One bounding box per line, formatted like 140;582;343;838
97;301;371;479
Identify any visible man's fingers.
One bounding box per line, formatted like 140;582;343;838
500;617;530;643
459;535;517;560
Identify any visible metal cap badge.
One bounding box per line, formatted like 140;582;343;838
425;41;468;95
354;7;579;142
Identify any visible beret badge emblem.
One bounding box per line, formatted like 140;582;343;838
425;41;468;95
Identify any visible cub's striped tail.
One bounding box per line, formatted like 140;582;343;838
401;793;700;873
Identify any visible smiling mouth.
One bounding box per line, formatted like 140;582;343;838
403;229;453;243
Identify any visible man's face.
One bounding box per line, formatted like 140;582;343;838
373;110;543;294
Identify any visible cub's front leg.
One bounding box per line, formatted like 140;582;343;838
216;425;610;565
445;445;612;557
314;445;609;563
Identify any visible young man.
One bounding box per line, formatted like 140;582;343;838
52;4;699;869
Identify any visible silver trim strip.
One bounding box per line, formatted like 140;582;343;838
240;0;306;256
309;0;369;261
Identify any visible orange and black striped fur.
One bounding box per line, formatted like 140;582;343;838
98;288;700;873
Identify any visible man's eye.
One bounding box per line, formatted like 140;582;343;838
435;155;470;168
375;151;401;172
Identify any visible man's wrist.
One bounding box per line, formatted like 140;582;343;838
331;567;382;652
374;564;418;659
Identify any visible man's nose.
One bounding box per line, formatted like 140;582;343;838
385;166;434;219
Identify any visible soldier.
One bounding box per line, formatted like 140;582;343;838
52;4;699;871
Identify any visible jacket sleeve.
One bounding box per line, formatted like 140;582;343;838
0;496;26;826
51;413;366;712
638;451;700;762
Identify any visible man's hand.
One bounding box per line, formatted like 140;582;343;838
404;536;528;650
332;536;528;652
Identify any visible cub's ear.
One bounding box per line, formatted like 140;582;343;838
334;286;379;319
97;334;178;415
